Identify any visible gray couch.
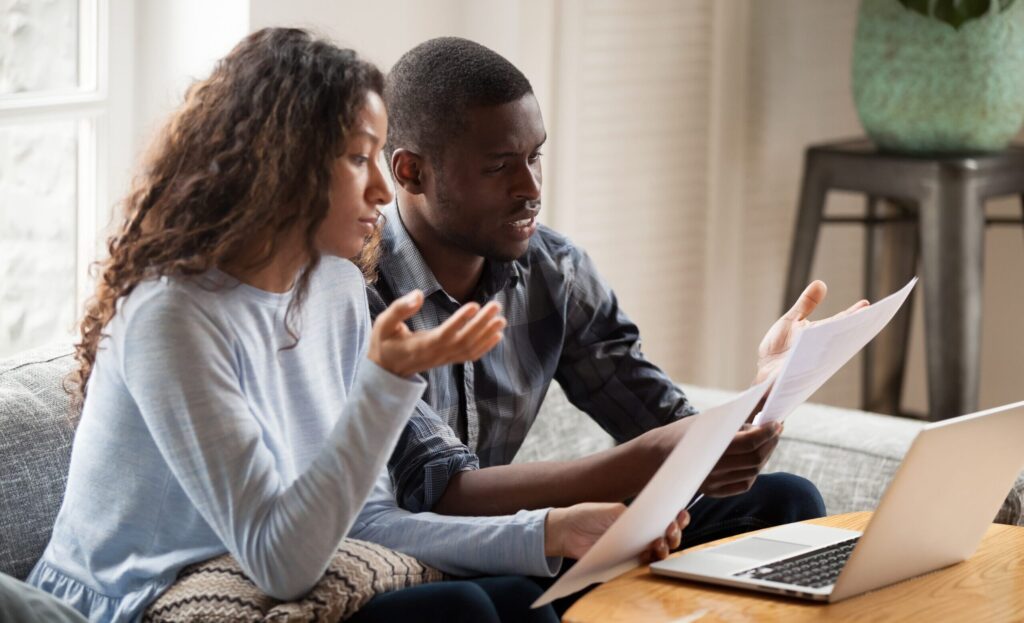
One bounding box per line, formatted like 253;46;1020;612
3;344;1024;584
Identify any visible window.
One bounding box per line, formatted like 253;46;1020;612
0;0;113;358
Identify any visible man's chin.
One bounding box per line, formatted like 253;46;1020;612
487;240;531;263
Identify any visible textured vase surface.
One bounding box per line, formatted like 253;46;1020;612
853;0;1024;153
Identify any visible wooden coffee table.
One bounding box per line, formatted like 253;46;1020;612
563;512;1024;622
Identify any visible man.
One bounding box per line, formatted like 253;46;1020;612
351;37;865;606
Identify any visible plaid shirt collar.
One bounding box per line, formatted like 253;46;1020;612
379;203;520;304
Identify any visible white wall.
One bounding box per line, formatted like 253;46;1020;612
130;1;249;166
124;0;1024;415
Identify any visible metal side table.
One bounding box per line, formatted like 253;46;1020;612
784;139;1024;421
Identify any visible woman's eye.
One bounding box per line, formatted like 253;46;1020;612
350;155;369;166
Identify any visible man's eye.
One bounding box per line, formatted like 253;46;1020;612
485;163;506;173
528;151;543;163
350;155;369;165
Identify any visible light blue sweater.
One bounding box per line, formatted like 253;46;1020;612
28;259;426;622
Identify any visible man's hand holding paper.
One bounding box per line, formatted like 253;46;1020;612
533;278;917;608
695;280;868;500
755;280;871;387
753;277;917;426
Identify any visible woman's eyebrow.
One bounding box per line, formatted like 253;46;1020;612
348;129;380;144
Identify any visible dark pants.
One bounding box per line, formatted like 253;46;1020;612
349;575;559;623
534;472;827;616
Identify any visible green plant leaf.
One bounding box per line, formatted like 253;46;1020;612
933;0;992;28
899;0;932;16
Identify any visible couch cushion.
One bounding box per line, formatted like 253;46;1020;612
514;383;615;464
144;538;444;622
0;344;77;580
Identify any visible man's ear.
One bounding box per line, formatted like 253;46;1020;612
392;149;427;195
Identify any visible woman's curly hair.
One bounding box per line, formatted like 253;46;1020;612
67;28;385;411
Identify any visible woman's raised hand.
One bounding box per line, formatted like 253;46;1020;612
368;290;507;378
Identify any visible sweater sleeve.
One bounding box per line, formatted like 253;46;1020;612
120;289;425;600
350;473;561;578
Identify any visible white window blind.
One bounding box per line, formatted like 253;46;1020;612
550;0;714;384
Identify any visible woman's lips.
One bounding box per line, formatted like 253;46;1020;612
358;217;378;235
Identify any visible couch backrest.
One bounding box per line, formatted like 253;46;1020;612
0;344;77;580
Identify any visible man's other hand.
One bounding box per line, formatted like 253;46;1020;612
700;422;782;497
755;280;869;386
640;510;690;563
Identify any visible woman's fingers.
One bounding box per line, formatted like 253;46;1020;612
436;302;504;360
453;301;501;343
462;317;507;360
436;301;482;341
373;290;424;338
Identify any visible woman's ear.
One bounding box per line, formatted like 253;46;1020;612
391;149;426;195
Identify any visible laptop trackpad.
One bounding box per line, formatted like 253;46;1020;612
710;537;810;562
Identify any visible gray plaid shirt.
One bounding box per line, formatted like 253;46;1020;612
369;204;697;512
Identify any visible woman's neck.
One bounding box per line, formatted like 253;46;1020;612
220;230;308;293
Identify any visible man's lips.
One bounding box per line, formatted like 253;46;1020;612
508;216;535;227
505;207;541;227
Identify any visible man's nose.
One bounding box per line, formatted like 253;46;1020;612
511;161;541;201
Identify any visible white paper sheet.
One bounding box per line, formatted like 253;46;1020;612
752;277;917;426
532;378;772;607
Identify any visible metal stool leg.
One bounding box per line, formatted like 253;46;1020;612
784;151;829;312
918;171;985;420
862;198;918;415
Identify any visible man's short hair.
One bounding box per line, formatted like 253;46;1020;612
384;37;533;163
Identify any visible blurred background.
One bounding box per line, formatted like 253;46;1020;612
1;0;1022;415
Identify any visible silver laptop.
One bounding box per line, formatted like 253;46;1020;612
651;400;1024;602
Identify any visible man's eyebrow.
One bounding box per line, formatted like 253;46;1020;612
484;135;548;158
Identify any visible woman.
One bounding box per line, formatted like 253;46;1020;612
28;28;555;622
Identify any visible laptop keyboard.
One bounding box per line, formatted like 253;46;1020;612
732;537;860;589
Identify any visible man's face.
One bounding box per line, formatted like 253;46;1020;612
422;94;546;262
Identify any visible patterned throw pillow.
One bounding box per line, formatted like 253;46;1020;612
143;539;445;622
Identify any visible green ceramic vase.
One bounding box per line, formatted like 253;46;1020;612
853;0;1024;153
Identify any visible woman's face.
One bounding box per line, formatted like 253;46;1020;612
318;91;393;259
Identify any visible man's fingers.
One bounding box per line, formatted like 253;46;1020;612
714;432;780;474
708;466;762;487
784;280;827;322
677;510;690;528
374;290;425;337
846;299;870;314
706;478;758;497
666;520;682;550
651;537;669;561
806;299;871;333
721;423;780;455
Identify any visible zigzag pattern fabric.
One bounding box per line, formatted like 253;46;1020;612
143;539;445;622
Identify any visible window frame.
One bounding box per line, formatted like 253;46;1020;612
0;0;129;318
